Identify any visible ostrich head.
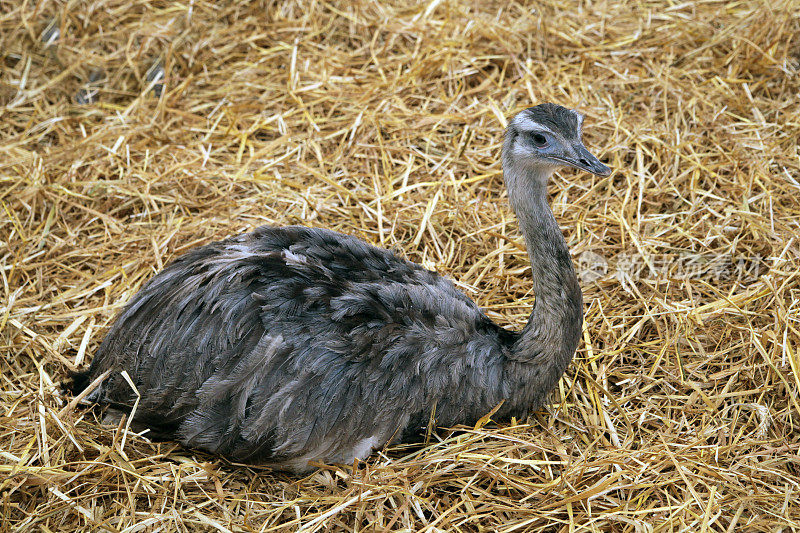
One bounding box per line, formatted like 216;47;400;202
503;103;611;191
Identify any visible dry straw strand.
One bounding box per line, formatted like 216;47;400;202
1;0;799;531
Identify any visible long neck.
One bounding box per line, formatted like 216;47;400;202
503;158;583;366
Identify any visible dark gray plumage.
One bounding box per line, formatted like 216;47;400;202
71;103;611;473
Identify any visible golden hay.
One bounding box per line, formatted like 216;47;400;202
2;0;799;530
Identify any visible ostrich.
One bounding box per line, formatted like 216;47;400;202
70;103;611;473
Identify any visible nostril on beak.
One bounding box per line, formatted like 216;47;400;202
579;158;588;165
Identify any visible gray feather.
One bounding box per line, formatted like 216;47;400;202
73;103;608;473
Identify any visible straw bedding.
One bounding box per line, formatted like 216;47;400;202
1;0;799;530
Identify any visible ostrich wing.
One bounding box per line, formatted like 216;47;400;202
86;226;509;465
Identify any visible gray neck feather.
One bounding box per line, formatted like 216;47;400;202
502;149;583;368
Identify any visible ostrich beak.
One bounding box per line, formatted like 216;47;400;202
561;143;612;177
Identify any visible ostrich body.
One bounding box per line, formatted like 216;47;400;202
72;103;611;473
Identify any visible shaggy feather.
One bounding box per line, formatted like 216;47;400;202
72;104;609;473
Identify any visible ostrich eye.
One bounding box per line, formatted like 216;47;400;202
530;132;548;147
